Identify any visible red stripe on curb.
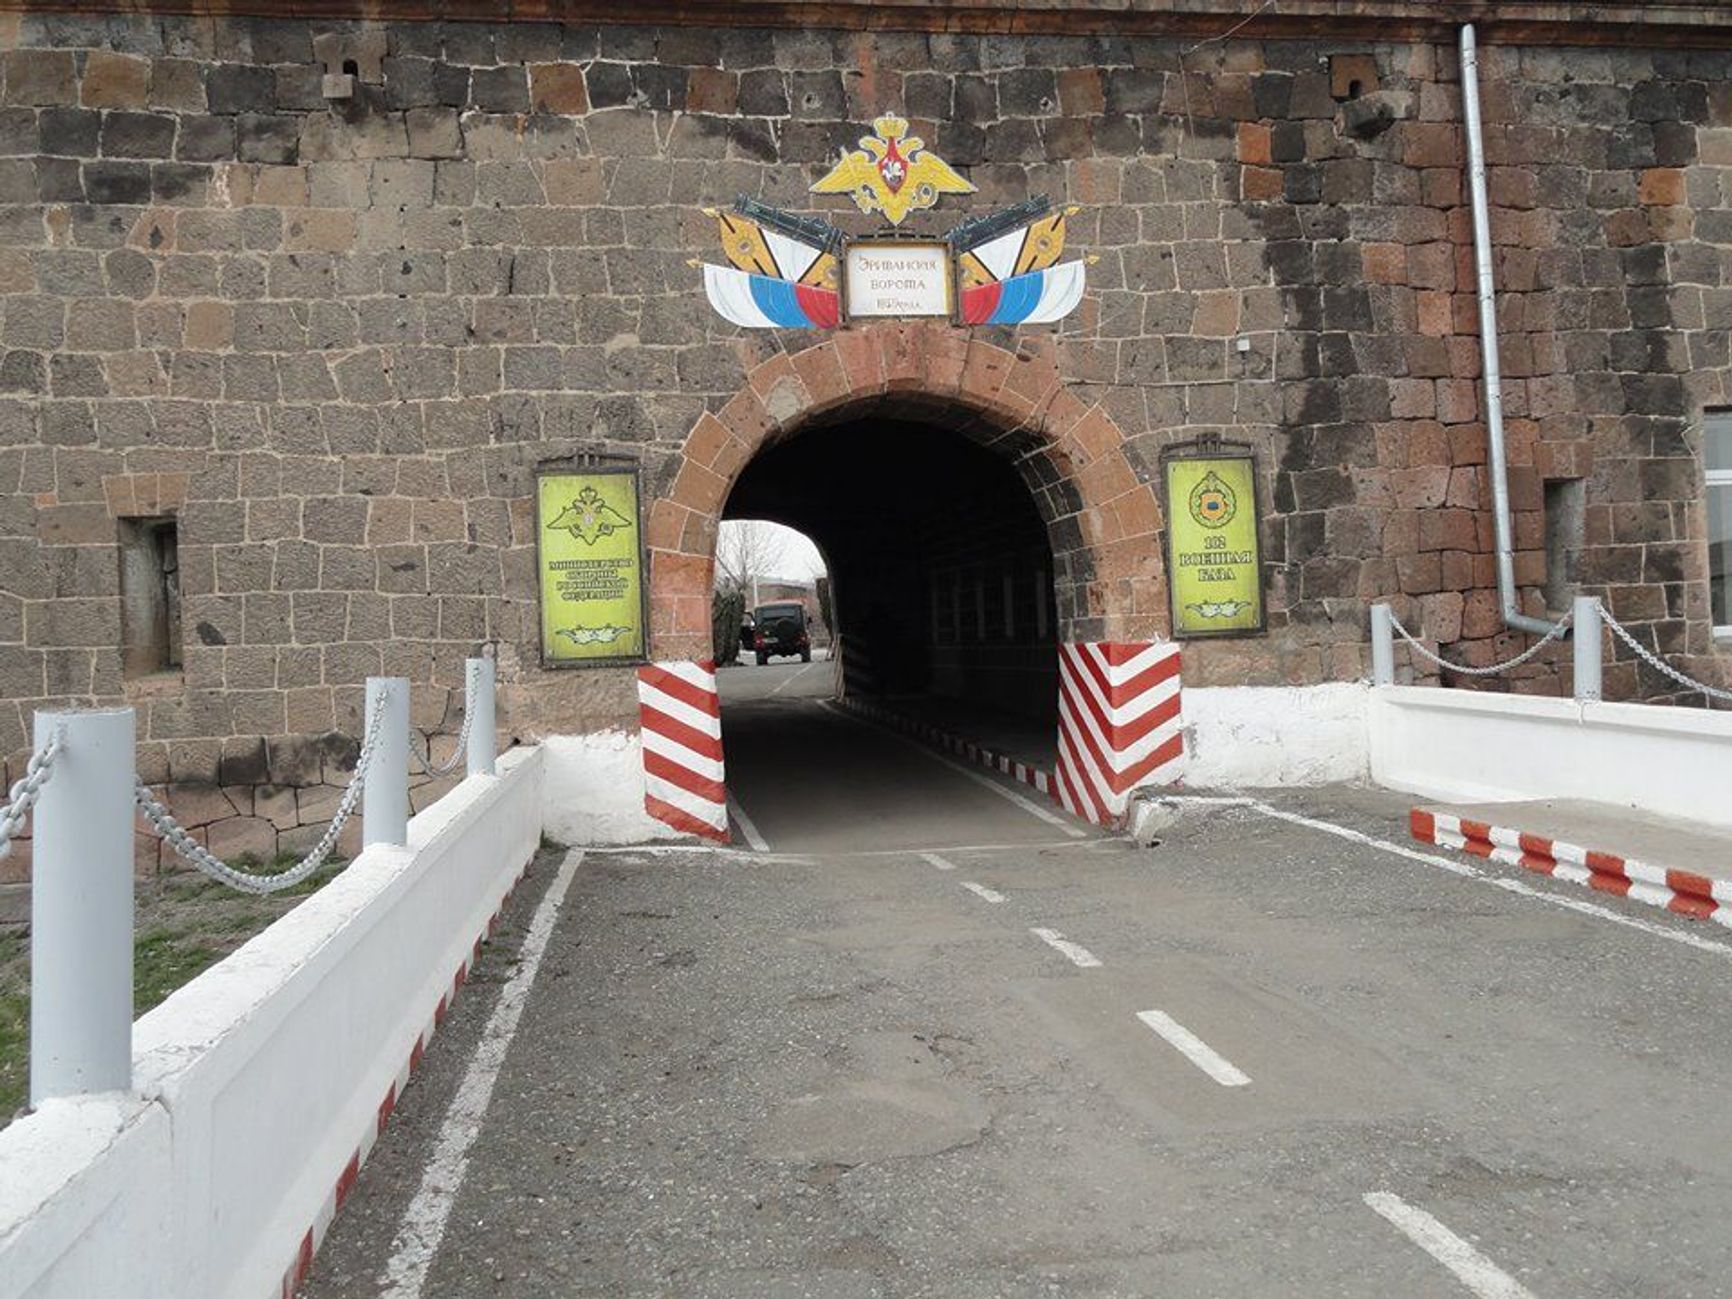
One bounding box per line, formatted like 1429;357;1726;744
276;858;532;1299
1412;808;1729;930
334;1152;360;1211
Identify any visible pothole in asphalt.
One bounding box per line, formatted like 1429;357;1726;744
752;1077;990;1165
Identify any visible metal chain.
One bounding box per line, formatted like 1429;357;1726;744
1600;605;1732;704
0;731;62;860
411;690;475;778
1388;606;1573;677
136;687;391;894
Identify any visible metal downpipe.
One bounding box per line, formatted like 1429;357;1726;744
1459;23;1555;636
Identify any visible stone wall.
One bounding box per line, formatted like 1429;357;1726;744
0;10;1729;870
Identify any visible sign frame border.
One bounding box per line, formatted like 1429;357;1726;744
840;237;957;324
1158;436;1269;641
533;461;653;671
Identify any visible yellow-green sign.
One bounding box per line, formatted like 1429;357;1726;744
537;469;646;665
1164;452;1264;638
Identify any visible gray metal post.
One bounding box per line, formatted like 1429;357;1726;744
1573;595;1603;702
363;677;409;848
1370;603;1396;686
30;708;135;1102
466;656;496;778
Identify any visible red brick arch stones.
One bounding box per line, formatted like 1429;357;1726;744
646;320;1170;664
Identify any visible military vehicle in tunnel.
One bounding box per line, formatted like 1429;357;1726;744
751;603;813;666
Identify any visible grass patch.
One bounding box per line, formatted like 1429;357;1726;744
0;853;349;1126
0;933;25;1120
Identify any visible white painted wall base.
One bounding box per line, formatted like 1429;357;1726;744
1370;686;1732;829
1182;683;1371;788
542;729;687;845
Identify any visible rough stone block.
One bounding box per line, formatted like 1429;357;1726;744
207;815;277;863
529;63;589;115
3;50;75;106
81;51;151;109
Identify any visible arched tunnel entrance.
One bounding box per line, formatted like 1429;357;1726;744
647;327;1179;846
726;415;1059;738
713;404;1074;852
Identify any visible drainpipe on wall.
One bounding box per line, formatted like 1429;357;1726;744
1459;23;1557;635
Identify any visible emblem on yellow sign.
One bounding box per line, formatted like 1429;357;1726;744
810;115;976;226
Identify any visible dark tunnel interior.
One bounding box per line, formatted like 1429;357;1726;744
724;418;1059;740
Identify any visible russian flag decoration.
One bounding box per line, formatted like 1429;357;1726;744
960;261;1088;326
702;264;841;330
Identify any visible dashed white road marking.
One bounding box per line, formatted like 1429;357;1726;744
727;795;770;852
376;849;584;1299
1363;1192;1537;1299
959;880;1005;904
1135;1009;1250;1087
1168;795;1732;961
822;701;1086;837
1030;927;1102;968
919;852;956;871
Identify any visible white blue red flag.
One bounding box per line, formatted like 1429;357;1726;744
959;261;1087;326
701;264;841;330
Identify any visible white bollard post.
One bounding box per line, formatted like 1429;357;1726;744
1573;595;1603;702
30;708;136;1103
466;656;496;778
363;677;410;848
1370;603;1396;686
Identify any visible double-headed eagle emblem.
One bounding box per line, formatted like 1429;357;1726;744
809;115;976;226
546;485;631;546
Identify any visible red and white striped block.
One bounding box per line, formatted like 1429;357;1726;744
1056;641;1183;826
637;660;729;842
277;864;529;1299
1411;809;1732;927
836;695;1053;795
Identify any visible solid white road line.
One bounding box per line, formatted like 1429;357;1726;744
769;658;823;696
821;701;1086;837
919;852;957;871
376;849;584;1299
1135;1009;1250;1087
1166;794;1732;961
1363;1193;1537;1299
1227;798;1732;961
1030;926;1102;968
960;880;1006;904
727;795;770;852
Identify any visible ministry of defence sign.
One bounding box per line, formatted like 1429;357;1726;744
536;468;649;667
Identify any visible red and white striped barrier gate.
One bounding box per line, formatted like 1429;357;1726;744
1056;641;1184;826
637;660;729;842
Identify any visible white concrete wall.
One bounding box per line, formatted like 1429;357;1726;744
542;728;685;845
0;745;544;1299
1182;683;1371;788
1370;686;1732;828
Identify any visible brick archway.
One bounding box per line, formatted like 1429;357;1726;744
646;321;1168;662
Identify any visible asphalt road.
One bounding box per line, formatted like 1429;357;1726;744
302;673;1732;1299
717;655;1077;854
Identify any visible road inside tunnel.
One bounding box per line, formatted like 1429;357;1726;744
717;654;1085;853
719;414;1068;834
